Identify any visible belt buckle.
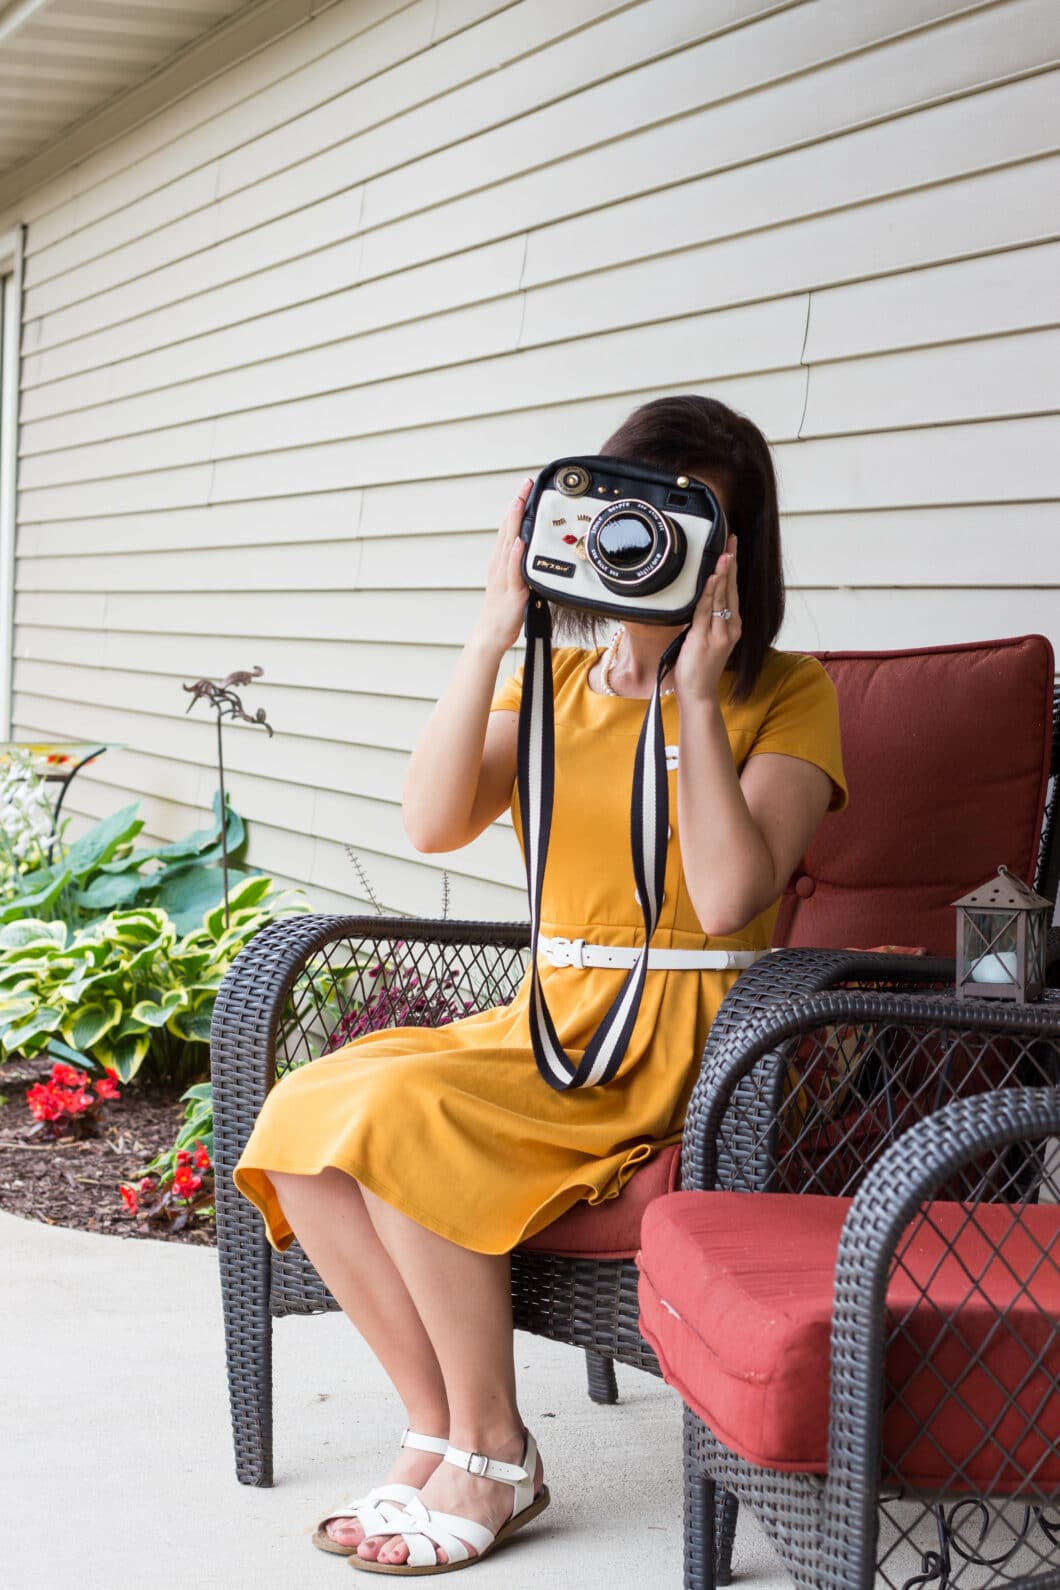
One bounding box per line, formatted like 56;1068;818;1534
544;935;571;967
543;936;586;968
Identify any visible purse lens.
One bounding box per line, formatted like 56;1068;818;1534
596;514;654;571
586;498;686;595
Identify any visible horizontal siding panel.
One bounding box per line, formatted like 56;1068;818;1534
14;624;520;703
356;0;978;234
21;236;525;394
782;504;1060;586
14;476;524;555
25;230;1060;424
16;381;804;518
19;299;804;460
12;659;432;751
22;3;1047;345
20;0;750;315
800;326;1060;435
520;155;1060;349
774;416;1060;509
779;589;1060;655
9;720;422;813
22;0;616;263
20;290;802;442
13;585;487;645
18;409;1060;529
16;491;364;557
518;68;1060;290
803;239;1060;361
21;294;525;438
18;343;805;486
16;502;1060;603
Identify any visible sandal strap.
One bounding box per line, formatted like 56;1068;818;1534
400;1427;450;1456
322;1485;417;1533
443;1444;528;1485
394;1495;495;1568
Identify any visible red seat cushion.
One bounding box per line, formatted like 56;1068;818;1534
637;1190;1060;1492
774;636;1054;955
518;1142;680;1259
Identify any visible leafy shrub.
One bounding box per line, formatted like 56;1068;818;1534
0;875;308;1085
2;791;254;935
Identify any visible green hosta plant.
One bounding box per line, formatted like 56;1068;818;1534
0;876;308;1085
4;791;252;934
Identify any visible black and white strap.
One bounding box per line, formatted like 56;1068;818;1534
517;598;686;1091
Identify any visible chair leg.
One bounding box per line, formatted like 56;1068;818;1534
684;1406;716;1590
217;1192;275;1486
584;1348;619;1403
714;1489;738;1586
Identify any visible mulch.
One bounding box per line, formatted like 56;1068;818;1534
0;1050;218;1247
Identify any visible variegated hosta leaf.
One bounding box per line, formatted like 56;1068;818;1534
2;1005;63;1052
131;990;188;1028
94;1029;151;1083
0;993;40;1028
61;998;122;1052
0;919;67;951
166;995;216;1043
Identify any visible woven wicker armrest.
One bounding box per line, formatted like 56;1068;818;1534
682;974;1060;1201
681;949;954;1194
827;1085;1060;1517
211;914;530;1174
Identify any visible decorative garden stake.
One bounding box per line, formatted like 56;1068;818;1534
953;863;1052;1003
183;667;274;927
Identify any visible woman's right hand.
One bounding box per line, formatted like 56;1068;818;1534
473;476;534;652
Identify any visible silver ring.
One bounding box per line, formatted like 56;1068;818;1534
712;607;732;620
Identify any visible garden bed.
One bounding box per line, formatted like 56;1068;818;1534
0;1051;217;1246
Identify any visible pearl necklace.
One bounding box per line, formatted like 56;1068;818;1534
601;625;675;697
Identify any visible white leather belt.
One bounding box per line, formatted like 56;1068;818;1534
537;934;764;971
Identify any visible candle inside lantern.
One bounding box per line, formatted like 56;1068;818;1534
970;950;1018;983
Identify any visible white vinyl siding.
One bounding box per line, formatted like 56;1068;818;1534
1;0;1057;916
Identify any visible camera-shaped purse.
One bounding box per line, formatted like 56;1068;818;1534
520;454;728;625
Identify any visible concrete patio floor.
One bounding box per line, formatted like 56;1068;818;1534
1;1206;794;1590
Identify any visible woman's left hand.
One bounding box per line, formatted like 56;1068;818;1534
672;533;741;703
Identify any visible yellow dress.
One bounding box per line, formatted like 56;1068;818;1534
232;645;848;1255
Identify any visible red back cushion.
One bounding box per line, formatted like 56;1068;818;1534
774;635;1055;956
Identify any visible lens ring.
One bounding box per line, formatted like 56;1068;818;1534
587;499;677;590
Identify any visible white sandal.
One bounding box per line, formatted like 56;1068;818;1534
313;1429;450;1556
349;1427;550;1576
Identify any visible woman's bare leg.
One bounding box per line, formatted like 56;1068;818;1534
355;1186;544;1567
268;1167;449;1548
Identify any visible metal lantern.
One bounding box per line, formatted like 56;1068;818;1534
953;864;1052;1002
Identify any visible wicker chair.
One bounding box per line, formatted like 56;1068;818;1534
211;638;1057;1586
640;991;1060;1589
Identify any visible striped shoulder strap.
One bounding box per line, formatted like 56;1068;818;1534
517;598;686;1090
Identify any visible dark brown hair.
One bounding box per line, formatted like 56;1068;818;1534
551;394;784;703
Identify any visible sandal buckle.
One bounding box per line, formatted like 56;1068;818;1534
464;1451;490;1477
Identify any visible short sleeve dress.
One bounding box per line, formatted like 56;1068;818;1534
232;645;847;1256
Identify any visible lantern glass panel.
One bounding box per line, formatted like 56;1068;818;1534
965;909;1019;985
